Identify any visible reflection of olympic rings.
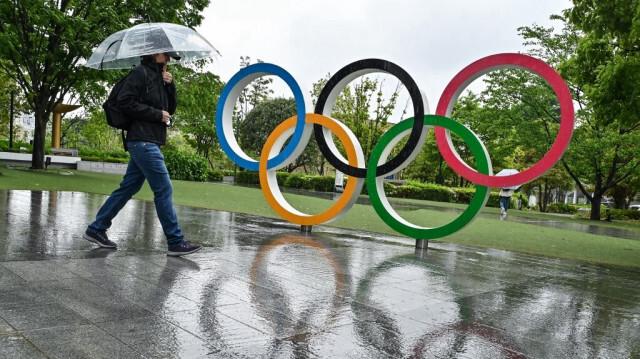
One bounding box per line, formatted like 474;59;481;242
216;54;574;239
249;234;347;338
353;254;523;358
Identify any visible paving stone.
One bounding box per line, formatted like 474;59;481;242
0;335;48;359
22;324;144;359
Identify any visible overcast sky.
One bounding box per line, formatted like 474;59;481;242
196;0;573;115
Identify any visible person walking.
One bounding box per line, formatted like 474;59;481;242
499;187;514;215
83;52;202;256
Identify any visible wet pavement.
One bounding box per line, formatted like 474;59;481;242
0;189;639;358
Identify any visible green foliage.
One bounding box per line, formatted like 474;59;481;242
308;176;335;192
284;174;308;189
615;209;640;221
568;1;640;128
163;150;208;182
276;172;291;186
0;76;27;142
233;170;334;192
206;169;223;182
0;140;32;153
385;181;456;203
547;203;578;214
454;187;476;204
78;108;123;152
240;98;296;157
173;68;225;164
236;171;260;185
485;193;503;208
239;98;322;173
234;56;274;125
311;75;402;165
79;149;129;163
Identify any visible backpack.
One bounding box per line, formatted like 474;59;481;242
103;66;147;130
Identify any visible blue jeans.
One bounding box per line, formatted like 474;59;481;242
499;196;511;212
88;141;184;246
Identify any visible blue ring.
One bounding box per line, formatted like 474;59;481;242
215;63;306;171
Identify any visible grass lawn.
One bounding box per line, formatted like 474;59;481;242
2;164;640;268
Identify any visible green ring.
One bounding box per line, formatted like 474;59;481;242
366;115;491;239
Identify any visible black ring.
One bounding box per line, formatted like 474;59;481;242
314;59;425;178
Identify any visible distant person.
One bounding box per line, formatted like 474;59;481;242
83;52;202;256
517;194;523;210
499;187;514;215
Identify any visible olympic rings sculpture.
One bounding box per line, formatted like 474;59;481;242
215;54;574;240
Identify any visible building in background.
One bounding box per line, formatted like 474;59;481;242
16;114;35;142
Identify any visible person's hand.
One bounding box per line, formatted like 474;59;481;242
162;71;173;84
162;111;171;124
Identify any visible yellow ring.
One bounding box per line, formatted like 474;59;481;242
259;114;363;225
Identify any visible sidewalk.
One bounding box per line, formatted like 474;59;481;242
1;189;639;358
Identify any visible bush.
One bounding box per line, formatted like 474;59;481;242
453;187;476;204
236;170;260;185
388;182;456;202
79;149;129;163
276;172;291;186
610;209;640;220
163;150;208;181
207;169;223;182
547;203;578;214
284;173;308;189
0;140;32;153
308;176;335;192
485;193;502;208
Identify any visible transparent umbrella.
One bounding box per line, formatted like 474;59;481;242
84;22;220;70
496;169;520;190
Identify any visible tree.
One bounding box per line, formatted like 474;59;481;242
239;97;321;173
172;67;225;167
310;74;403;173
0;70;26;143
234;56;274;126
79;107;122;152
606;176;640;209
0;0;210;169
468;18;640;219
568;0;640;129
563;2;640;218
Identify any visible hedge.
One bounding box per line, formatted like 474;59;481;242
163;150;208;181
547;203;578;214
207;170;223;182
284;173;308;189
236;170;260;185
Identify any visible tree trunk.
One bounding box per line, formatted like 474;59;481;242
542;183;551;213
590;194;602;220
31;113;48;170
537;184;543;212
436;157;444;185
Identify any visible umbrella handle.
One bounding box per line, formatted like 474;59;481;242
100;40;123;70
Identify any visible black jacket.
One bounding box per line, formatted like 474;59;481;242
117;60;177;145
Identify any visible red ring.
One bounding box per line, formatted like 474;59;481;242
435;53;574;187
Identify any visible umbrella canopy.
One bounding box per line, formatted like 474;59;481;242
85;22;220;70
496;169;520;190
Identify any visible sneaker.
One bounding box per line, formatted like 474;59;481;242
167;241;202;257
500;208;506;215
83;229;117;249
